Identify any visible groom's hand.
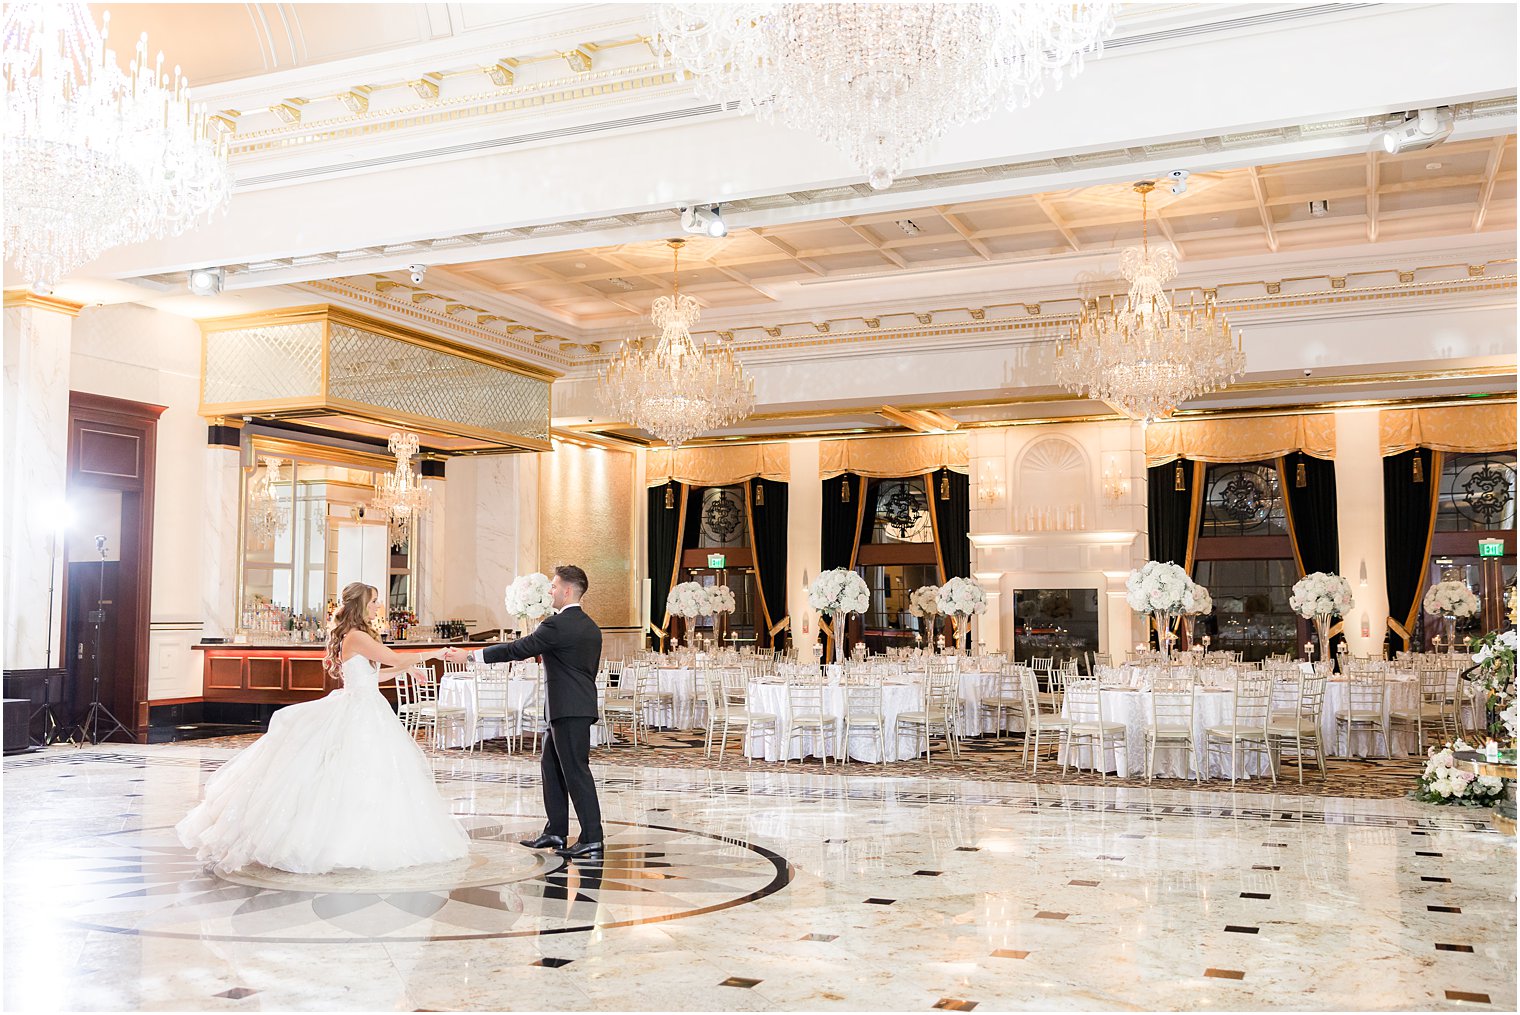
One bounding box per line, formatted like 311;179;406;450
442;647;468;665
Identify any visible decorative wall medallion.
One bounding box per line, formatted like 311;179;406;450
1450;456;1516;527
876;480;930;542
1207;467;1275;532
700;486;746;546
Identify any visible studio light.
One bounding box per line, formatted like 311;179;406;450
680;204;726;238
187;267;225;296
1380;107;1453;154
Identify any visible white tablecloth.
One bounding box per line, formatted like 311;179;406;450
1323;676;1419;758
437;672;605;749
1058;688;1270;780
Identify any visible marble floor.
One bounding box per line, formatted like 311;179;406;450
3;744;1514;1012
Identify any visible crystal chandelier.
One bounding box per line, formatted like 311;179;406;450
2;3;232;290
370;432;431;523
657;3;1116;190
1055;181;1247;422
600;239;755;448
247;457;288;548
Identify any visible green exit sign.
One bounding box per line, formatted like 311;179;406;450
1478;539;1505;558
707;553;726;569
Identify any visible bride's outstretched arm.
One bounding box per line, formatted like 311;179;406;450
344;630;439;670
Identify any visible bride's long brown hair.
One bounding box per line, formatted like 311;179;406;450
326;582;378;679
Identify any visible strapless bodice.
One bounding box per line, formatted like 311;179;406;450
339;654;381;690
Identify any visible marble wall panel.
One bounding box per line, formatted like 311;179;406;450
537;445;637;629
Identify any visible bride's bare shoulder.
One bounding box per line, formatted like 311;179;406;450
341;628;383;661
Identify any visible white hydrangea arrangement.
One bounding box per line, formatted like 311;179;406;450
808;568;870;616
936;577;988;618
1289;572;1355;619
1125;560;1196;614
1416;739;1505;806
504;572;554;623
1183;584;1213;616
908;585;941;618
707;585;736;615
668;581;714;618
1424;580;1480;618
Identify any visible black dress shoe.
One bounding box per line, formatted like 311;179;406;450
554;840;605;859
520;833;567;850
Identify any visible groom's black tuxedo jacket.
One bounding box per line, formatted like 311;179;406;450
481;605;601;720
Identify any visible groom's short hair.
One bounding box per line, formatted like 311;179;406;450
554;564;588;596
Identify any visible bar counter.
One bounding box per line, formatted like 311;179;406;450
191;641;500;705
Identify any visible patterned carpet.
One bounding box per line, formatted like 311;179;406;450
186;726;1427;800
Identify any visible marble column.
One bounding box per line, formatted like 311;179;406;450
200;426;243;640
417;474;446;624
3;302;76;669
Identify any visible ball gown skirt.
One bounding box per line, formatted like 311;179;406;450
176;655;470;874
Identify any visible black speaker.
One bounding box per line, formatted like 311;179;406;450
2;667;67;744
3;699;30;754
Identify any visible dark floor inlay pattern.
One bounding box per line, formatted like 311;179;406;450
913;870;943;877
933;999;978;1011
1417;851;1445;857
720;977;762;989
1224;925;1260;934
1444;990;1491;1004
213;988;258;999
1436;943;1475;953
1205;969;1246;980
532;957;573;968
1240;892;1271;900
864;898;896;905
1097;854;1125;860
1252;865;1280;871
1422;876;1453;883
1428;905;1463;914
991;949;1030;959
1069;880;1100;887
955;846;980;852
801;933;838;942
1034;911;1068;920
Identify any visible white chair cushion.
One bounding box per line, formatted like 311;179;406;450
1206;724;1266;739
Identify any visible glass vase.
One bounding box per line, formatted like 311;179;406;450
1153;610;1173;663
1442;615;1457;654
1314;614;1332;669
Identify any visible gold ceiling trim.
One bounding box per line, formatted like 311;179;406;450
571;263;1517;364
3;290;86;316
246;434;395;473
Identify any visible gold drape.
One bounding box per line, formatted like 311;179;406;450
1379;403;1517;457
645;443;790;487
923;470;948;584
658;484;691;648
1146;414;1336;466
1394;450;1445;647
1183;461;1206;572
819;432;969;479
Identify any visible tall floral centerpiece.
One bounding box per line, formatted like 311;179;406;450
909;584;941;644
935;577;988;652
808;568;870;664
668;581;713;649
1424;581;1480;653
1470;627;1516;744
505;572;554;633
1126;561;1195;662
1181;583;1213;650
708;585;736;645
1289;572;1354;664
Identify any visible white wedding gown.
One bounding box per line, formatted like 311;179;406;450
176;654;470;874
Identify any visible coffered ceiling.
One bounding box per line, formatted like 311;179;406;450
395;136;1516;333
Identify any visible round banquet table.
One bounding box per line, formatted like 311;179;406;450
1058;687;1273;780
1322;675;1420;758
437;671;605;749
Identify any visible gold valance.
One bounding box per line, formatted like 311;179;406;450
1146;414;1336;467
819;432;969;479
1379;403;1517;457
645;443;790;487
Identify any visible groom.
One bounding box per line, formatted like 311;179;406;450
444;564;604;859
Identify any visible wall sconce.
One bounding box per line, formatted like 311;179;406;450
1358;560;1368;587
1102;459;1130;503
664;481;675;509
977;462;1005;505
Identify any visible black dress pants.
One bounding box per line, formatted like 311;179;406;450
540;716;603;843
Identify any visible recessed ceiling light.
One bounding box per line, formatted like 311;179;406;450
1308;200;1329;218
1425;161;1442;171
574;261;586;269
1210;216;1220;222
608;277;636;291
895;219;921;236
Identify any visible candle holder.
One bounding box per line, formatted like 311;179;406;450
1201;635;1211;654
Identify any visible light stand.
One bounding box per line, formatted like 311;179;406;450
72;535;133;745
31;523;66;745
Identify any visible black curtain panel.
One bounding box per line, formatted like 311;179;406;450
1384;447;1441;648
747;479;789;649
1147;458;1196;566
931;468;972;580
647;483;683;648
682;485;706;551
821;473;863;570
1280;452;1340;575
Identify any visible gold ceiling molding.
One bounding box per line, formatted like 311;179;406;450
819;432;970;479
570;267;1516;365
1145;413;1337;467
304;279;570;368
1380;403;1518;456
3;289;85;316
198;304;556;453
645;444;791;488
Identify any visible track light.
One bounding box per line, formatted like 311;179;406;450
1380;107;1453;154
188;267;225;296
680;204;726;238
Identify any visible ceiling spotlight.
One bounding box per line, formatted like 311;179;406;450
680;204;726;238
895;219;922;236
1166;169;1190;195
1380;107;1453;154
188;267;225;296
1308;200;1329;218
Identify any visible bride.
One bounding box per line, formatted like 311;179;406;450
177;582;470;874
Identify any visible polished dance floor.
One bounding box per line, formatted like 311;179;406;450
4;743;1514;1011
